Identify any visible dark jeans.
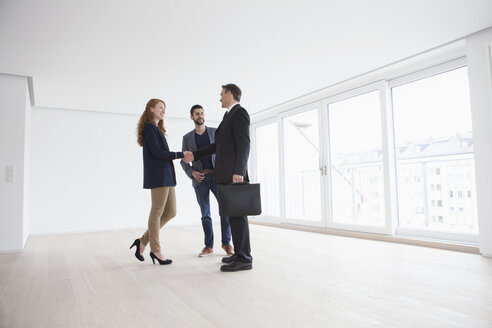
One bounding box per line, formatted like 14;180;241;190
194;173;231;248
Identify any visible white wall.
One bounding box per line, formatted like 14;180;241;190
30;107;220;235
0;74;30;251
466;27;492;256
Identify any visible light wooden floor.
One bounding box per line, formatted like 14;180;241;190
1;224;491;328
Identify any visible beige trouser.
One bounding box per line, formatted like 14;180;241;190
141;186;176;253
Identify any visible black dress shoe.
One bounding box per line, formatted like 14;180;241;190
220;261;252;272
222;255;236;263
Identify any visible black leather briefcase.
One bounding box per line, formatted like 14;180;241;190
217;183;262;217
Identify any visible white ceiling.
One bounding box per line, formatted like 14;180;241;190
1;0;492;121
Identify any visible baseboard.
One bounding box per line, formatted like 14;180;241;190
27;221;203;237
0;248;24;254
28;225;147;236
250;220;480;254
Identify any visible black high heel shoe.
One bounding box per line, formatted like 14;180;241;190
130;239;144;262
150;252;172;265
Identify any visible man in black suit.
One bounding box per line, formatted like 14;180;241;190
192;83;253;272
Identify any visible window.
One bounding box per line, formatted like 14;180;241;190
283;109;321;221
393;66;478;233
252;55;479;244
328;91;385;226
255;123;280;217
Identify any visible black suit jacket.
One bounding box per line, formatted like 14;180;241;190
193;104;250;184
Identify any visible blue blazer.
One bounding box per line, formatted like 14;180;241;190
142;122;184;189
180;126;217;188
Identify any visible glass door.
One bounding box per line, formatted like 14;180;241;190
281;102;325;225
326;90;387;228
254;121;281;219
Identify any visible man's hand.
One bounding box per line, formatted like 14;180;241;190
232;174;244;184
192;171;205;182
183;151;194;163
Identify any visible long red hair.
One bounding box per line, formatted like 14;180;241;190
137;98;166;146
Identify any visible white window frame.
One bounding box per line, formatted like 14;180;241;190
250;41;478;244
321;81;397;235
251;117;282;223
278;101;326;228
388;57;479;244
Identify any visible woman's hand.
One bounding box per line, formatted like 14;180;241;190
183;151;194;163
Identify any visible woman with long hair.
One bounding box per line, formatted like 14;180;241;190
130;98;193;265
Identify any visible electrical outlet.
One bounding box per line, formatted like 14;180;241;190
5;165;14;183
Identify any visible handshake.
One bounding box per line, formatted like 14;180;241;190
183;151;194;163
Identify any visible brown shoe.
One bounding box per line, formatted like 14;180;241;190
198;247;214;257
221;244;234;255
